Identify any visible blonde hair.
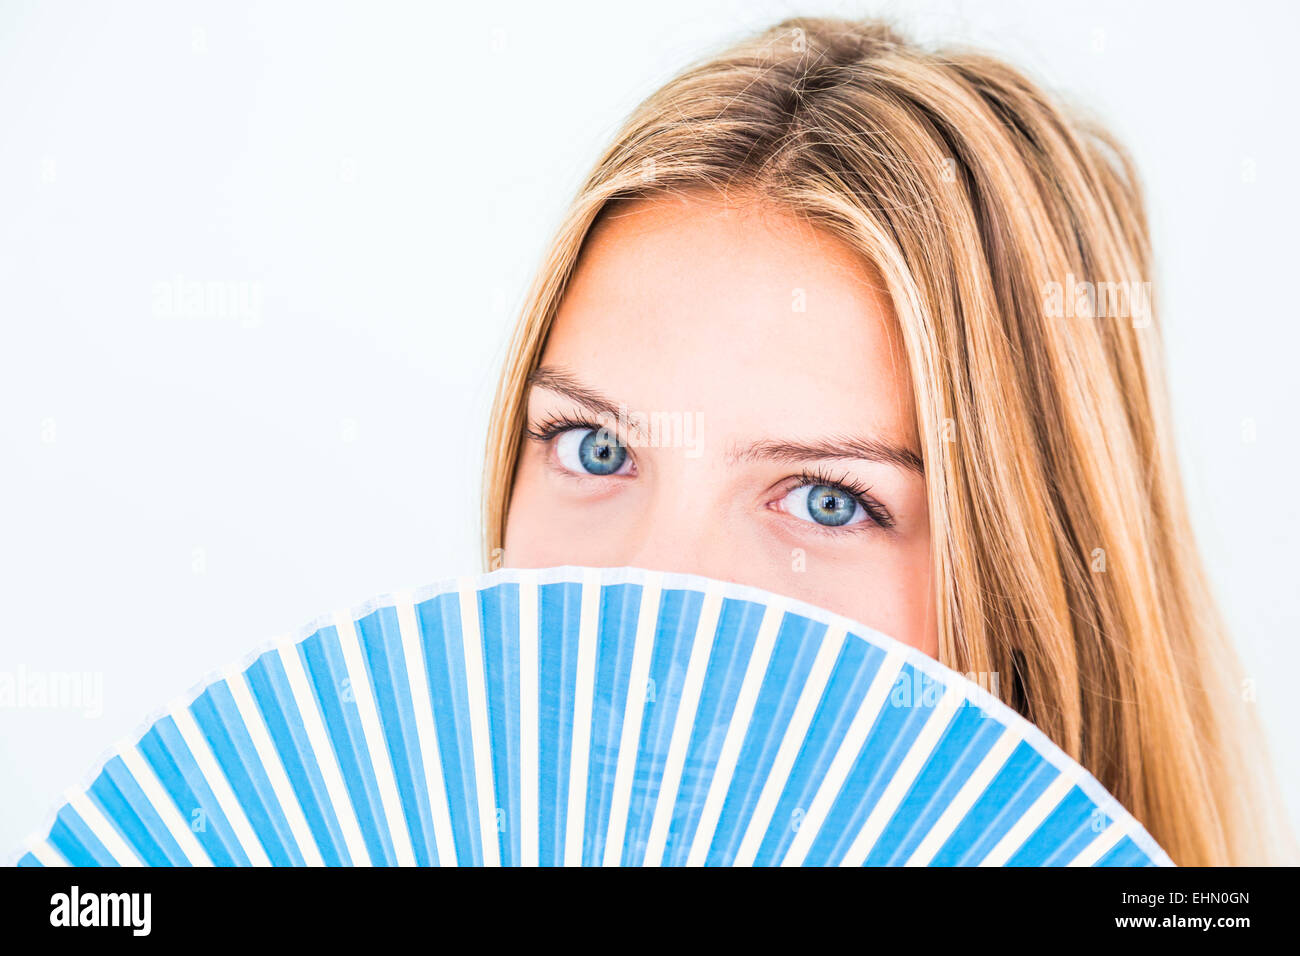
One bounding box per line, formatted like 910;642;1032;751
480;16;1294;866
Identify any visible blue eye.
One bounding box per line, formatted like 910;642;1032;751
781;482;867;528
555;427;631;476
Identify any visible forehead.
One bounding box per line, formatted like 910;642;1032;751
541;194;916;443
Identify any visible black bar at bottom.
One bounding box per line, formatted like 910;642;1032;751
0;864;1287;943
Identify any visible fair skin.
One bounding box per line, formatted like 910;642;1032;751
503;191;937;657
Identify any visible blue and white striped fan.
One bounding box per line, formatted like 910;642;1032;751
13;566;1172;867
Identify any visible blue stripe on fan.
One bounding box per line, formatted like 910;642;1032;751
297;628;396;865
864;698;1005;865
48;803;120;866
477;582;522;865
414;590;484;865
803;665;944;866
1009;784;1108;866
619;586;706;865
536;581;582;866
190;681;302;866
930;739;1057;865
751;636;886;866
660;596;765;866
580;581;643;866
354;605;441;866
1098;833;1152;866
86;756;191;866
703;613;828;866
243;649;351;865
136;718;248;865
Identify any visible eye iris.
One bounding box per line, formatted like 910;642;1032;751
806;484;854;526
578;428;626;475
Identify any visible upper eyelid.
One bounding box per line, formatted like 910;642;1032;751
525;414;613;439
783;472;895;530
784;470;872;504
783;477;869;514
526;413;645;452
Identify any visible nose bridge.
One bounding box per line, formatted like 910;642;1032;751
617;464;741;581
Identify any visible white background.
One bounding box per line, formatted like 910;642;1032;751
2;0;1296;855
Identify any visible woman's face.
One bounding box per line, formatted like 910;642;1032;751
503;193;936;657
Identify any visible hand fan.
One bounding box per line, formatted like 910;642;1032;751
11;566;1172;867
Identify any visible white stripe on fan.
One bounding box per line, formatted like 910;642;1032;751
65;790;143;866
333;612;417;866
117;741;214;866
456;577;501;866
393;592;459;866
167;701;271;866
904;727;1018;866
685;601;786;866
641;586;726;866
516;577;540;867
276;638;373;866
24;838;67;867
602;570;663;866
731;624;847;867
780;648;905;867
1068;819;1129;867
978;768;1078;866
563;567;604;866
838;685;962;866
220;667;321;867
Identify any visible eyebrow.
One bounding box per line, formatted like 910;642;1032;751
727;436;924;475
525;364;923;475
525;365;650;440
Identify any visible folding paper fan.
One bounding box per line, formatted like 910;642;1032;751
12;566;1173;867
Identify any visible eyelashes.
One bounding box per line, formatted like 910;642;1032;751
523;413;896;533
523;412;615;445
781;467;896;532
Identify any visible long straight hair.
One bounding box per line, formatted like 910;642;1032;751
480;16;1294;865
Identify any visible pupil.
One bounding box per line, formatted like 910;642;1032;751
807;484;854;526
578;428;626;476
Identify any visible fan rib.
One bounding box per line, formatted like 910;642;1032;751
119;738;216;866
334;612;417;866
732;624;847;866
455;578;501;866
66;789;145;867
276;639;372;865
839;686;963;866
517;579;541;867
780;649;906;866
978;770;1079;866
1067;819;1129;867
602;571;664;866
168;703;269;866
563;568;605;866
395;594;459;866
904;729;1018;866
686;601;787;866
642;587;726;866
